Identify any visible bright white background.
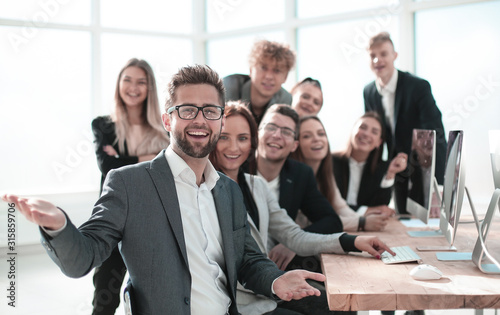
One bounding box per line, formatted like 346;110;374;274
1;0;499;244
0;0;500;243
1;2;500;314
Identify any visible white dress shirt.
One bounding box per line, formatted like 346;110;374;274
346;157;394;215
257;170;280;201
165;147;230;315
346;158;366;207
375;68;398;132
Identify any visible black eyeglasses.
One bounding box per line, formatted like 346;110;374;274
167;105;224;120
300;77;322;90
261;122;296;139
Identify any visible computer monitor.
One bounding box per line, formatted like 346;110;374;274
405;129;443;238
436;130;472;260
489;130;500;189
406;129;437;225
439;130;465;246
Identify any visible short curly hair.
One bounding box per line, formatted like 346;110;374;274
248;39;296;72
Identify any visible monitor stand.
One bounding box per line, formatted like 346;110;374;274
436;186;476;261
408;178;444;238
471;188;500;273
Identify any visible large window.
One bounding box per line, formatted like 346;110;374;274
1;0;499;207
415;0;500;203
0;2;193;195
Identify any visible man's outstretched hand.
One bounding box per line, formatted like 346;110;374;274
273;269;326;301
2;194;65;230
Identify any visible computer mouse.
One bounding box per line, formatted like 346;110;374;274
409;264;443;280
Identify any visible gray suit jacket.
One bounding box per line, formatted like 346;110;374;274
40;150;284;315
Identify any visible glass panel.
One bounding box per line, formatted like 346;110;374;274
415;1;500;199
206;0;285;33
206;32;287;83
297;17;399;151
101;0;192;33
0;27;96;192
297;0;400;18
0;0;91;25
100;34;193;114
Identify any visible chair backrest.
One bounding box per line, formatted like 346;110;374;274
123;280;136;315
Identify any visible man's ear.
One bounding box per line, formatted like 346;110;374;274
162;113;171;132
290;140;299;153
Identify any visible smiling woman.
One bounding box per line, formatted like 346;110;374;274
91;58;169;315
291;115;398;232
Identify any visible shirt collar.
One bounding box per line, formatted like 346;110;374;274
375;68;398;94
348;157;367;168
164;146;219;190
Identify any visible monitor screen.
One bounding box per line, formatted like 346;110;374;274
406;129;436;224
440;130;466;247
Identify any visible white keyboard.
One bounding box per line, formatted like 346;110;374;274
381;246;422;264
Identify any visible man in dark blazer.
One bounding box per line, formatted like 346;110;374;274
253;104;355;314
254;104;343;264
255;105;343;236
363;32;446;216
2;65;327;315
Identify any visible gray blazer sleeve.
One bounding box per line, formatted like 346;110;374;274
40;168;128;278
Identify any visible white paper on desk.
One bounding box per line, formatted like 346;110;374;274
400;218;440;228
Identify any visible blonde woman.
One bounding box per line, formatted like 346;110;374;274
91;58;169;315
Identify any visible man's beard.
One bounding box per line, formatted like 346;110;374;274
173;126;220;158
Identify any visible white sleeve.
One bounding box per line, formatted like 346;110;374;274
331;179;360;231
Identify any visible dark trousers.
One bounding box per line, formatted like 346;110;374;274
92;247;127;315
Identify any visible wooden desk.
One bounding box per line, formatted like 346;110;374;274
321;216;500;311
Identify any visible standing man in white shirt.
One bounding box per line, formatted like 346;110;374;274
2;65;328;315
363;31;446;219
363;31;445;315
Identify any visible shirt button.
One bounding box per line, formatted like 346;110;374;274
184;297;190;305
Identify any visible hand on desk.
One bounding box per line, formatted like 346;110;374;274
273;269;325;301
269;243;296;271
354;236;395;259
2;194;65;231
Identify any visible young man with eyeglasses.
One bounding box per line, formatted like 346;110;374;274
252;104;357;315
254;104;344;261
2;65;329;315
223;39;296;126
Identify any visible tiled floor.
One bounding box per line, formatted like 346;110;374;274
0;246;497;315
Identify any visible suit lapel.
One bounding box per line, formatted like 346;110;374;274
279;160;294;211
371;80;395;156
212;178;237;298
358;163;372;207
393;70;404;134
146;150;189;268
